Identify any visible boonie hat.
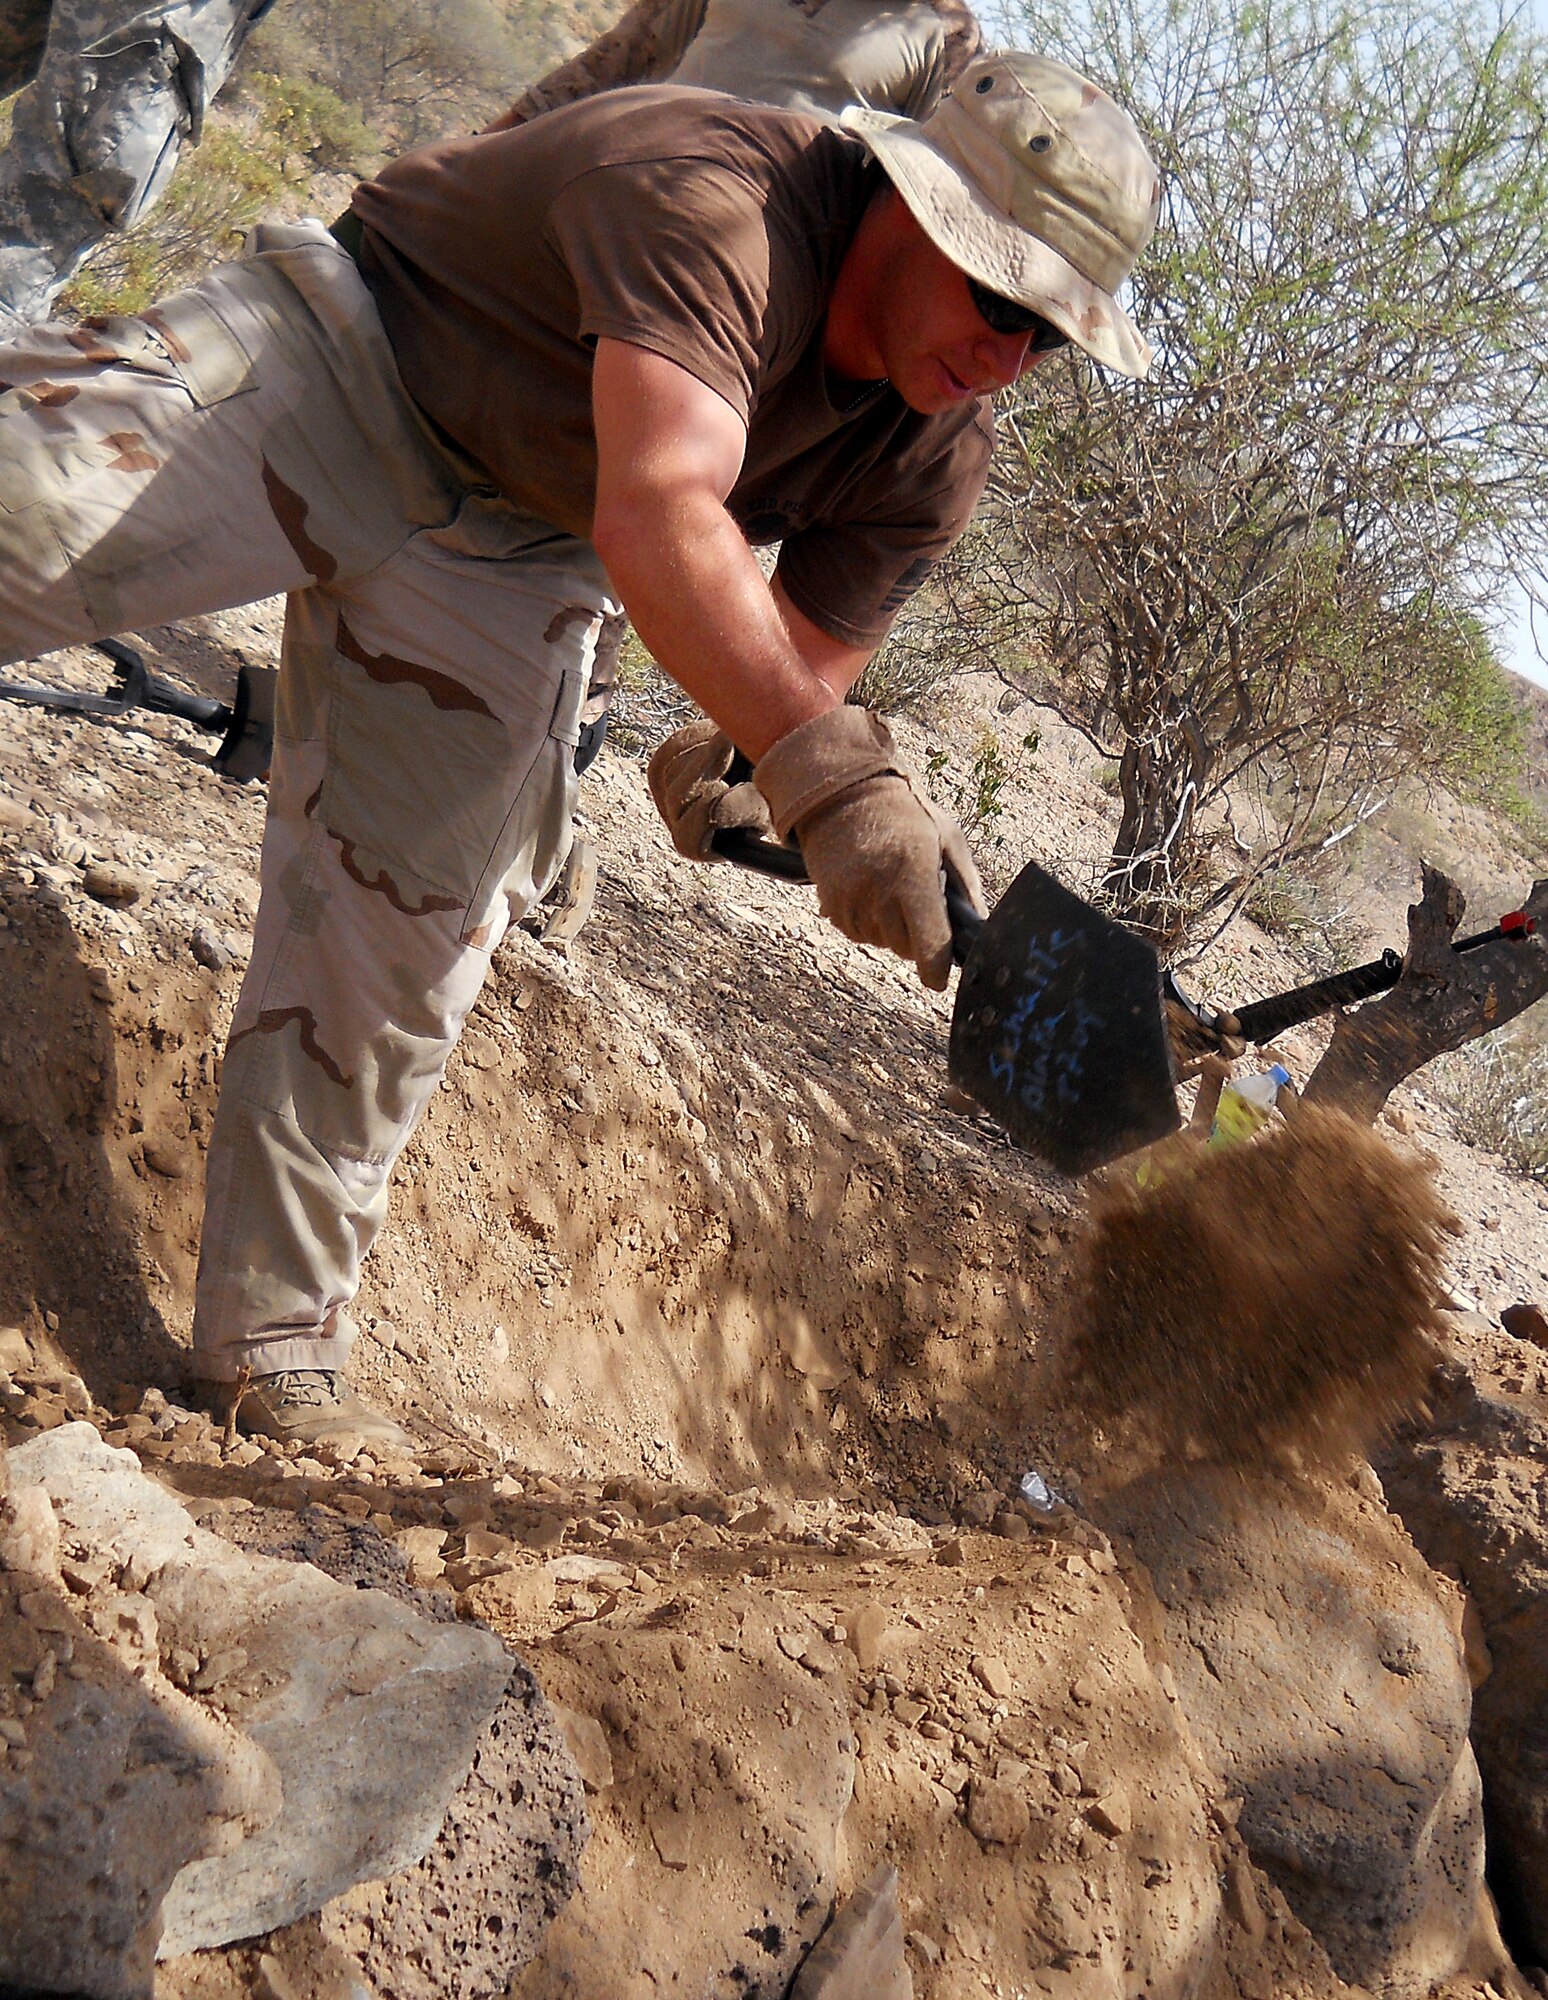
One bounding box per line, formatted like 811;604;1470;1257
841;51;1161;377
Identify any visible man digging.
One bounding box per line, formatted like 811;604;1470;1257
0;55;1161;1449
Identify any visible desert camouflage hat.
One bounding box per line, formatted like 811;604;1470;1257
841;51;1161;378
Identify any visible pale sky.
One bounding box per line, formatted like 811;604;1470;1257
1500;0;1548;691
1505;588;1548;692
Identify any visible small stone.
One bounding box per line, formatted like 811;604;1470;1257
462;1526;514;1563
396;1525;446;1584
546;1553;631;1589
83;862;146;906
551;1702;614;1793
1087;1786;1132;1837
958;1490;1000;1530
447;1556;505;1590
893;1696;927;1728
460;1566;556;1624
966;1776;1029;1846
443;1491;491;1529
935;1537;967;1568
331;1495;372;1525
648;1805;693;1870
1;1485;61;1577
517;1513;565;1553
993;1509;1031;1541
31;1650;57;1699
190;923;235;971
907;1930;942;1968
970;1654;1014;1700
846;1602;890;1672
191;1647;250;1694
142;1141;189;1180
1501;1302;1548;1350
253;1951;303;2000
1051;1763;1081;1797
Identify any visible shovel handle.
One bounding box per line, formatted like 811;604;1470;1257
709;826;985;967
1230;913;1537;1044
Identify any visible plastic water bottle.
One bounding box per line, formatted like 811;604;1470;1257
1209;1064;1291;1148
1019;1470;1057;1513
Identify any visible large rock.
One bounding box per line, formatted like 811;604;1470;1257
0;1442;280;2000
220;1499;592;2000
790;1864;911;2000
1095;1467;1488;1998
7;1425;514;1957
1379;1364;1548;1961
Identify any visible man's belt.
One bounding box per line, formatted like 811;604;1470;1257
329;209;366;261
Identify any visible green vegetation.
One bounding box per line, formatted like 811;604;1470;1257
1435;1027;1548;1180
61;74;381;318
957;0;1548;939
57;0;580;317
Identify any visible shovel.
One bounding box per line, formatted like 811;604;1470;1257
712;827;1538;1176
0;637;275;781
712;829;1177;1174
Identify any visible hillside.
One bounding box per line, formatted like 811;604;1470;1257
4;12;1548;1992
2;604;1547;1998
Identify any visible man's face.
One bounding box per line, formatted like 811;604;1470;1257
864;195;1047;414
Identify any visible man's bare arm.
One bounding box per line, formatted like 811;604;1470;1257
589;339;870;757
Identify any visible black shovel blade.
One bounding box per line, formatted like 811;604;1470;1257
948;860;1180;1175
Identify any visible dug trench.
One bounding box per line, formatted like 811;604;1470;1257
2;629;1548;1998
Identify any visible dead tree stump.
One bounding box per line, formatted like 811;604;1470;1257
1301;864;1548;1125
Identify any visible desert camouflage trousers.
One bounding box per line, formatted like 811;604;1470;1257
0;219;620;1379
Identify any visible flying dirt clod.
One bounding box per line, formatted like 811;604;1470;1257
1058;1106;1458;1478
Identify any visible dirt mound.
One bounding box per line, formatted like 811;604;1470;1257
1060;1108;1456;1477
4;633;1548;1999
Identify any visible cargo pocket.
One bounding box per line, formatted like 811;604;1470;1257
0;295;253;520
316;614;587;944
139;287;257;410
465;665;588;936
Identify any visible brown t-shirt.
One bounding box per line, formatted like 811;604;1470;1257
351;87;992;646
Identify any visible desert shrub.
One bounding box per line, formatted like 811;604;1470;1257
604;633;698;757
245;72;381;173
244;0;547;147
1433;1028;1548;1180
61;75;378;317
852;603;965;715
924;728;1040;843
1242;865;1368;965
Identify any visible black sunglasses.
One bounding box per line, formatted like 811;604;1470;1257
966;274;1069;352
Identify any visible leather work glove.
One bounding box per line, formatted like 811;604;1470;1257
753;706;986;990
647;717;774;860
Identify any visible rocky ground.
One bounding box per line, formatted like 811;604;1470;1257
2;605;1548;2000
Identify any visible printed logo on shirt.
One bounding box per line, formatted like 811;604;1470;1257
880;553;940;617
